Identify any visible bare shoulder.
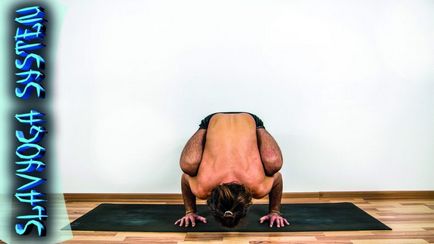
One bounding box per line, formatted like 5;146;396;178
250;172;281;199
185;174;214;200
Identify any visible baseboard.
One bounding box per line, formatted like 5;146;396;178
63;191;434;202
317;191;434;199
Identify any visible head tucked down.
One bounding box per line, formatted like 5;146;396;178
207;182;253;228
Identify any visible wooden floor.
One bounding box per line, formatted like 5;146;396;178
62;197;434;244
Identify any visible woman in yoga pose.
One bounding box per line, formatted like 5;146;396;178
175;112;289;228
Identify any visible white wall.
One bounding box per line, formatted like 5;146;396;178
55;0;434;193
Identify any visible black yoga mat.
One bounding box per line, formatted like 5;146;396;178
66;202;391;232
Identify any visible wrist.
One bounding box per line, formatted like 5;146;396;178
270;209;281;216
185;209;195;215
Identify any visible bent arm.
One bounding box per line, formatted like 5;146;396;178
180;129;206;176
259;172;289;227
268;172;283;213
181;173;197;214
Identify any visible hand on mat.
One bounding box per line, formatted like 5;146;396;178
259;212;290;228
174;213;207;227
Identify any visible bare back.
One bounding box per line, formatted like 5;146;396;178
188;113;273;199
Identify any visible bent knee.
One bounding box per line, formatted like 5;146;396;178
180;160;200;177
263;155;283;176
263;152;282;167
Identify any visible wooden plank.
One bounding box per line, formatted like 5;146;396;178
352;240;428;244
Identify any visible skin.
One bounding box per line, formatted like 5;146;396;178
175;113;289;228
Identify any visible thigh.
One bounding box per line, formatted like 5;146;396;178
257;128;283;175
180;128;207;176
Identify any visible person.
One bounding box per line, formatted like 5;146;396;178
174;112;289;228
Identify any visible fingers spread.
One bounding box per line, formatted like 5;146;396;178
174;219;180;225
269;216;276;227
190;216;196;227
259;216;268;223
179;218;184;227
280;218;284;227
284;218;290;225
197;216;207;223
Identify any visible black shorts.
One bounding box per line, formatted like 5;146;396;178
198;112;265;130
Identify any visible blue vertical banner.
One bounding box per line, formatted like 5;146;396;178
0;1;72;243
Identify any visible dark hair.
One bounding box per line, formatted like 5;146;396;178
207;183;252;228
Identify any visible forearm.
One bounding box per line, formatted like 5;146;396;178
268;172;283;213
181;174;197;213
